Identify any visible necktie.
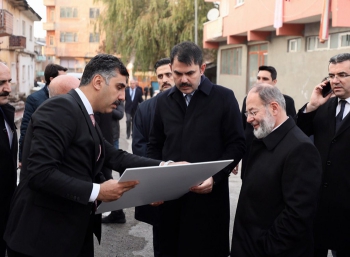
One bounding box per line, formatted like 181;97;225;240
335;100;347;131
185;94;192;106
89;114;101;161
0;107;10;146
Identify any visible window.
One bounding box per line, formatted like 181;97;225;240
89;33;100;43
237;0;244;5
22;65;25;81
60;7;78;18
22;21;25;36
307;32;350;51
29;25;33;41
60;32;78;42
49;9;55;22
89;8;100;18
339;33;350;48
288;38;301;52
307;36;329;51
220;47;242;75
49;36;54;45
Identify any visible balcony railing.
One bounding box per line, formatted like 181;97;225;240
43;22;55;31
9;35;26;49
204;17;223;41
0;9;13;37
45;46;56;56
36;56;46;62
43;0;55;6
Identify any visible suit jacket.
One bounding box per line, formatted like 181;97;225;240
240;94;296;179
231;118;322;257
132;94;161;225
147;76;246;257
112;102;124;141
5;90;160;257
0;104;17;252
297;97;350;251
19;86;49;161
125;86;143;116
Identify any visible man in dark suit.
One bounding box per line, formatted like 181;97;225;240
296;53;350;257
231;84;322;257
18;64;67;167
147;42;246;257
132;57;175;255
125;78;143;139
239;65;296;179
4;54;176;257
0;63;17;257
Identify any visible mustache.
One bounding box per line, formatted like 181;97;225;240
0;92;9;97
179;83;192;88
113;100;123;106
161;83;171;88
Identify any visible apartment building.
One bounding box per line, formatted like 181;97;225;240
203;0;350;109
43;0;104;72
0;0;41;96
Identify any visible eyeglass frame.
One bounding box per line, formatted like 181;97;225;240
244;109;261;118
327;72;350;81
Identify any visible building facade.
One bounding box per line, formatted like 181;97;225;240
0;0;41;96
203;0;350;109
43;0;104;72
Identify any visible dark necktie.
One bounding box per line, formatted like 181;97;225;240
335;100;347;131
90;114;101;161
0;107;10;145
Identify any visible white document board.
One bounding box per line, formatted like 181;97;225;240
96;159;233;214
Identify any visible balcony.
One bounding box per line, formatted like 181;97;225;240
36;56;46;62
43;0;55;6
9;35;26;49
45;46;56;56
204;17;223;41
0;9;13;37
43;22;55;31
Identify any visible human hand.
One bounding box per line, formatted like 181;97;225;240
150;201;164;207
232;164;239;175
97;179;139;202
306;81;332;112
190;177;214;194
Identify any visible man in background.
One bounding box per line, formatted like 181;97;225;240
132;58;175;254
48;75;80;97
18;64;67;166
0;63;17;257
125;78;143;139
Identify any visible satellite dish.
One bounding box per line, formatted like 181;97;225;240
207;8;219;21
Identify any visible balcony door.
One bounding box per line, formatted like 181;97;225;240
247;44;268;92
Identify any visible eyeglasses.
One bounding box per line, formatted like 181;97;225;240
328;73;350;80
244;109;260;118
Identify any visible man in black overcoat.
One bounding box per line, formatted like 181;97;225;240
297;53;350;256
239;65;296;178
0;63;18;257
231;84;322;257
147;41;246;257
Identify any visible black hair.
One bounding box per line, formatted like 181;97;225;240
170;41;203;66
154;58;171;72
329;53;350;64
80;54;129;86
258;65;277;80
44;64;67;85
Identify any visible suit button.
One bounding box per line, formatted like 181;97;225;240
323;182;328;188
326;161;331;165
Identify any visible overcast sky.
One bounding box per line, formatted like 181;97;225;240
27;0;46;38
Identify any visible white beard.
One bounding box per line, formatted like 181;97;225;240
253;109;275;139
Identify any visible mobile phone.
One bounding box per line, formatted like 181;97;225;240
322;81;332;98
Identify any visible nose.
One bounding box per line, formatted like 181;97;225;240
180;75;188;83
119;90;125;101
2;81;11;92
246;115;254;124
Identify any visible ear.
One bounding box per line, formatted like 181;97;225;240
169;63;173;71
272;79;277;85
200;63;206;75
92;74;104;91
270;101;279;115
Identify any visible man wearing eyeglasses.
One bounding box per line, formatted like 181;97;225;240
231;84;322;257
297;53;350;257
239;66;296;179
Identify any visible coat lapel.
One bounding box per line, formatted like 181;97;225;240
335;99;350;137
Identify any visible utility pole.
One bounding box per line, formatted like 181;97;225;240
194;0;198;44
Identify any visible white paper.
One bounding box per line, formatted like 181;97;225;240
96;159;233;214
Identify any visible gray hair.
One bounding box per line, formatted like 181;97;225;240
329;53;350;64
251;83;286;111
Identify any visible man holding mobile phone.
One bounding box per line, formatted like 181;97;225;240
296;53;350;256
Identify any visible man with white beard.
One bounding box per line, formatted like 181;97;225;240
230;84;322;257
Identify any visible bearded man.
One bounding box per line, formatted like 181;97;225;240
230;84;322;257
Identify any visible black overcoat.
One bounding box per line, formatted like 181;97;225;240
147;76;246;257
297;97;350;252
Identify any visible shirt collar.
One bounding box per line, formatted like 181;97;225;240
75;88;93;115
